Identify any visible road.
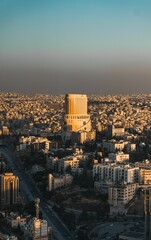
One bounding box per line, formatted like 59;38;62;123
0;145;74;240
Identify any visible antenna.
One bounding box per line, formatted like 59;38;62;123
35;198;40;219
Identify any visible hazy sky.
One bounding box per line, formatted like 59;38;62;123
0;0;151;94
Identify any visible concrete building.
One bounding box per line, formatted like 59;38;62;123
108;152;129;162
93;163;119;183
0;173;19;209
108;124;125;138
64;94;91;132
93;163;139;184
58;156;79;173
108;183;138;214
48;174;73;191
139;169;151;184
117;166;139;184
19;136;51;152
102;140;125;153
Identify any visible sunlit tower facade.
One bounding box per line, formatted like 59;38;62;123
64;94;91;134
0;173;19;209
144;188;151;240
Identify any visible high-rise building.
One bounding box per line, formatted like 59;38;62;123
144;188;151;240
64;94;91;132
0;173;19;209
63;94;94;143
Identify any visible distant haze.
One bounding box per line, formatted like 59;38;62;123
0;0;151;94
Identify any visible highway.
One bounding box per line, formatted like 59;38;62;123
0;145;74;240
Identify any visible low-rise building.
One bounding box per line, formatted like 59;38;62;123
58;156;79;172
11;216;27;228
108;152;129;162
135;160;151;170
102;140;125;153
48;174;73;191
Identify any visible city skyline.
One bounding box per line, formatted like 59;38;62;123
0;0;151;94
0;91;150;239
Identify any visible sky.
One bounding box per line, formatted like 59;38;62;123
0;0;151;94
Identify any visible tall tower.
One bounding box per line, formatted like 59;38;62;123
144;188;151;240
0;173;19;209
32;198;49;240
64;94;91;133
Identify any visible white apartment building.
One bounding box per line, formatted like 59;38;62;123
93;163;119;183
117;166;139;183
93;163;139;184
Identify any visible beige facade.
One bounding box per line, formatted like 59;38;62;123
64;94;91;133
108;152;129;162
139;169;151;184
65;94;87;115
58;156;79;172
